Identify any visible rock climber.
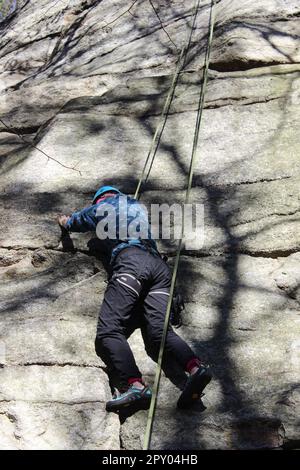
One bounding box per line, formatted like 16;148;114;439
57;185;212;412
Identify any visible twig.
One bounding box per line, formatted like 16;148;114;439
0;118;82;175
102;0;140;30
148;0;179;52
43;0;64;17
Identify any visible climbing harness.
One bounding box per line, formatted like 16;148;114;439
134;0;216;450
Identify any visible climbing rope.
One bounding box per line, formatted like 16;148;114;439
134;0;204;200
134;46;186;200
142;0;216;450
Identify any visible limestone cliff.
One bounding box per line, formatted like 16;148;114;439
0;0;299;450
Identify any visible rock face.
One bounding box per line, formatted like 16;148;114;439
0;0;299;450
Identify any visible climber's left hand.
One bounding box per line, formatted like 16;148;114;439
57;215;70;228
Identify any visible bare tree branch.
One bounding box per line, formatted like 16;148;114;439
102;0;140;30
148;0;179;52
0;118;82;175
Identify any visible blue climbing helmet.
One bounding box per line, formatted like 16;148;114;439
92;185;121;203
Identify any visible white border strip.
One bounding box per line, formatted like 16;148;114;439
116;278;140;297
116;273;141;286
148;291;170;296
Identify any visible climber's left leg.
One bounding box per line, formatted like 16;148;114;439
142;287;198;370
142;254;212;407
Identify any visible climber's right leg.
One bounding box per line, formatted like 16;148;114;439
95;274;142;381
95;249;152;412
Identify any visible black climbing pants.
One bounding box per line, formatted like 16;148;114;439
95;247;196;385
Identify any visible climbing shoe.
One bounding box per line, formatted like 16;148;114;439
106;385;152;412
177;364;212;409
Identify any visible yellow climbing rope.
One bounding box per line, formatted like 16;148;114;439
134;0;211;200
140;0;216;450
134;46;186;200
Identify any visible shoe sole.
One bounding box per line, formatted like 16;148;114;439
106;396;151;413
177;369;212;410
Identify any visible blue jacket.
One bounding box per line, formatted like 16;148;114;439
65;194;158;262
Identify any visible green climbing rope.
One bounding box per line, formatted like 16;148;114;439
134;46;186;200
142;0;216;451
134;0;205;200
